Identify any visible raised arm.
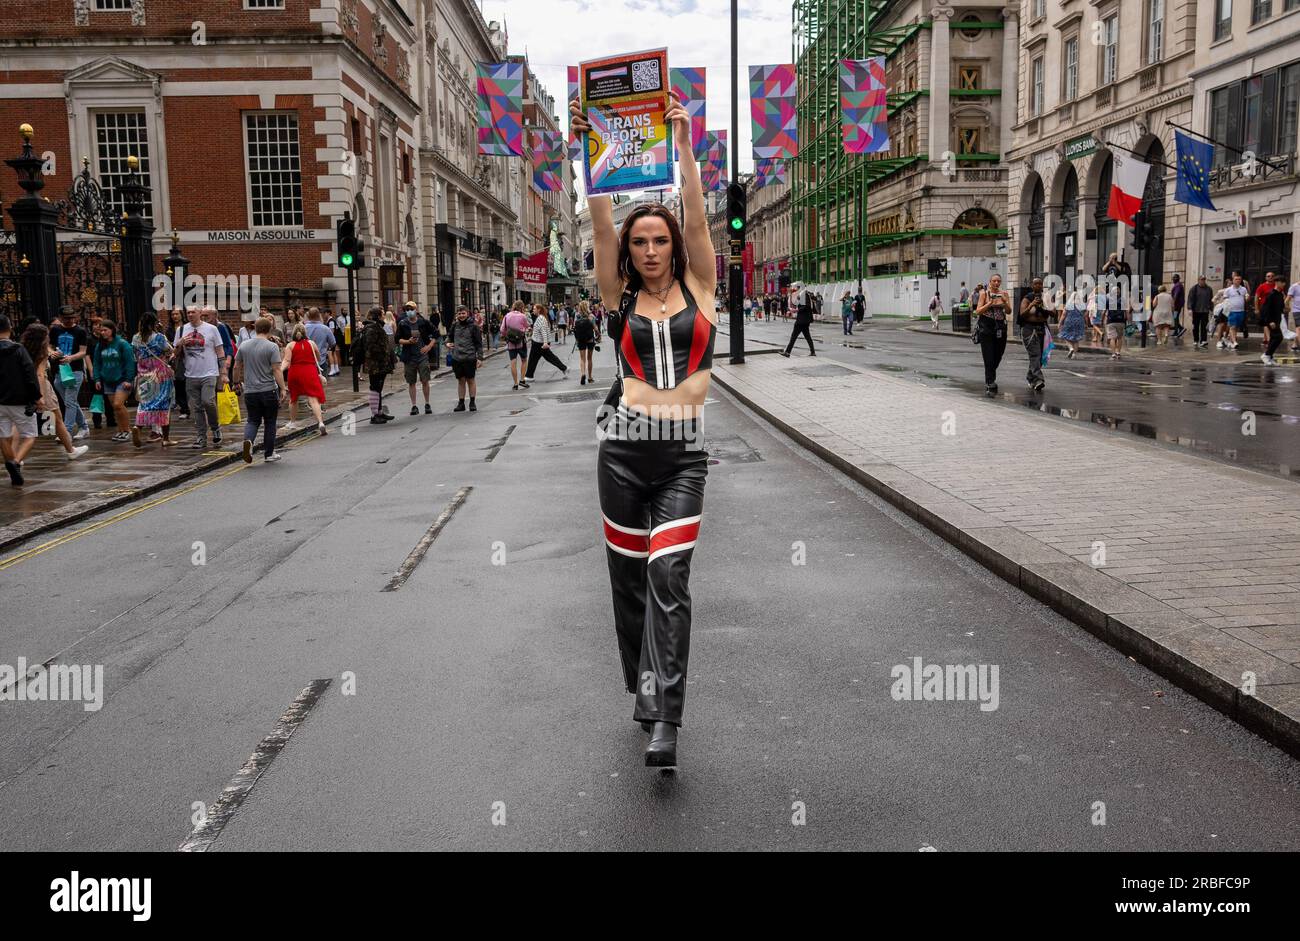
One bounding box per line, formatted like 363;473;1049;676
571;99;623;307
668;94;716;303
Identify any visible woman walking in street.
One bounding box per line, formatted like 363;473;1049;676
572;300;598;385
130;313;175;447
283;323;327;434
1057;285;1087;359
20;324;88;461
573;90;716;769
524;302;569;381
841;291;854;339
92;320;136;442
974;274;1010;395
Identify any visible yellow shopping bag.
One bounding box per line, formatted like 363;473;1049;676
216;386;242;427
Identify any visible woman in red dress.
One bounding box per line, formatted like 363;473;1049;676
283;324;327;433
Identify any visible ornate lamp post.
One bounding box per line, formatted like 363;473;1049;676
4;124;63;322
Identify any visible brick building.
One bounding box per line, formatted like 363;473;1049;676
0;0;422;320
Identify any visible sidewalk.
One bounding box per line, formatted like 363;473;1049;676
712;353;1300;757
0;349;506;553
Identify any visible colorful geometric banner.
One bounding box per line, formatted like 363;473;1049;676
532;129;565;192
567;66;583;161
755;157;786;187
749;64;798;161
476;60;524;157
670;67;708;162
700;130;728;192
840;57;889;154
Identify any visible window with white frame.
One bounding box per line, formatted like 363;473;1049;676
1031;57;1045;115
1101;15;1119;85
1033;0;1046;20
1147;0;1165;64
94;111;152;221
245;113;303;227
1063;37;1079;100
244;0;286;7
94;0;132;9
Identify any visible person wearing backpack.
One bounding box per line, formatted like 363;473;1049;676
500;300;532;390
572;301;599;385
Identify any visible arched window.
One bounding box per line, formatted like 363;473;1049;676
1058;164;1079;231
954;207;997;230
1027;178;1045;279
1093;154;1117;271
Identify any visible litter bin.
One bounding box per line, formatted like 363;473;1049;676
951;303;972;333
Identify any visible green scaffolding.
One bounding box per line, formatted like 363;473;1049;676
790;0;1003;285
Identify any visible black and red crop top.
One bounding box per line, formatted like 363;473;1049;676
611;283;716;390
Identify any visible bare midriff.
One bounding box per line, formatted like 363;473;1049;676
620;369;711;419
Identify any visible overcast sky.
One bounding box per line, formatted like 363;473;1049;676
483;0;794;184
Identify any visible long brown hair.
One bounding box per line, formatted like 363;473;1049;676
617;204;687;292
20;323;49;366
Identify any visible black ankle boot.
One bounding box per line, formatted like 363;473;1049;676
645;721;678;767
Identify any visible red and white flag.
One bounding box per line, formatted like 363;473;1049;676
1107;151;1151;227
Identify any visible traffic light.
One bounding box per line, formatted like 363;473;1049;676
337;216;363;270
726;182;747;242
1132;210;1147;251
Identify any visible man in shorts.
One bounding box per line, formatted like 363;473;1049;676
448;306;483;412
0;313;40;486
500;300;532;390
1221;273;1249;350
396;301;435;415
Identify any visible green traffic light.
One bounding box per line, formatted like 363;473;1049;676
730;218;743;230
340;252;353;267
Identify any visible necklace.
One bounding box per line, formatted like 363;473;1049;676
645;280;673;314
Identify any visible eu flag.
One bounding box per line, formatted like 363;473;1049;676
1175;130;1216;211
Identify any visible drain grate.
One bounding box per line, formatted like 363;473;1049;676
790;363;855;378
553;390;606;403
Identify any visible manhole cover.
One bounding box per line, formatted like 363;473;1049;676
707;434;763;463
554;390;606;403
790;363;855;378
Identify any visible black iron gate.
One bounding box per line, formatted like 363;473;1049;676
0;223;27;324
54;160;125;327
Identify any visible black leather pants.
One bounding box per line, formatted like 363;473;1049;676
597;408;708;727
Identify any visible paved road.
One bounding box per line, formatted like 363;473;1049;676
730;318;1300;482
1;338;1297;851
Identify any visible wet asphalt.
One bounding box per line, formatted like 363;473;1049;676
727;318;1300;482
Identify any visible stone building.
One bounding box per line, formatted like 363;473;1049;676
0;0;424;316
1183;0;1299;292
1004;0;1196;294
749;170;791;298
792;0;1013;317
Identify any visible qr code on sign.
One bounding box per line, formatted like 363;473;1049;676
631;60;661;93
